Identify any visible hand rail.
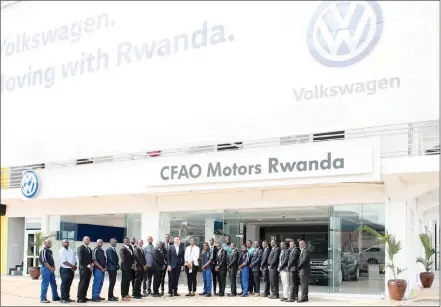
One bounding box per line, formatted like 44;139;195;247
1;120;439;190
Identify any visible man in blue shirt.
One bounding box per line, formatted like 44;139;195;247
200;242;213;297
39;239;60;303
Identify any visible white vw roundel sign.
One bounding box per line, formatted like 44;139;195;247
307;1;384;67
21;170;40;199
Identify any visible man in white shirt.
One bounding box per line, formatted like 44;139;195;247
59;239;77;303
184;237;200;296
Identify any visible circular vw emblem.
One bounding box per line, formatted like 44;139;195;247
307;1;384;67
20;170;40;199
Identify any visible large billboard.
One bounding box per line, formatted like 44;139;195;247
1;1;439;165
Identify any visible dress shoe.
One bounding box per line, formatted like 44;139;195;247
60;300;69;304
67;299;75;302
121;297;130;302
40;299;50;304
280;298;287;301
108;297;118;301
199;292;207;296
204;294;212;297
99;297;105;300
174;293;180;296
286;299;296;302
53;297;61;301
152;294;159;297
219;293;225;297
297;299;308;303
228;293;236;297
168;293;174;297
185;293;192;297
76;299;87;303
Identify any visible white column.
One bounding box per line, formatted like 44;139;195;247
40;215;49;235
141;211;170;244
245;225;259;242
385;199;417;299
205;218;215;242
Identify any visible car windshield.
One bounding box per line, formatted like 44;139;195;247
307;242;328;256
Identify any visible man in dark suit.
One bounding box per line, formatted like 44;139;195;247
77;236;93;303
208;238;218;294
160;234;172;295
133;240;147;299
106;238;119;301
129;237;136;295
250;241;263;297
227;243;239;297
278;242;290;301
152;241;166;297
297;240;311;303
214;242;227;296
268;239;280;299
120;237;135;301
260;240;271;297
166;236;184;297
287;240;300;302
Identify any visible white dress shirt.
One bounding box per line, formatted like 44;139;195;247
175;244;180;256
59;247;77;269
185;245;200;266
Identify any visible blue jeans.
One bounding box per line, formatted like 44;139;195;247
202;269;212;294
240;266;249;296
92;268;105;299
40;266;59;301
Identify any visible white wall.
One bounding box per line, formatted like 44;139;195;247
6;217;24;272
1;1;438;166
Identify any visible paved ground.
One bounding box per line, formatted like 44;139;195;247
0;275;438;306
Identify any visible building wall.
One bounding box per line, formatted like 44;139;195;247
0;215;7;274
1;1;438;166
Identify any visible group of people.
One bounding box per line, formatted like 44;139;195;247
38;234;311;304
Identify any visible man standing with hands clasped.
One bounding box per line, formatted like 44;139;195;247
278;242;290;302
287;239;301;302
59;239;76;303
134;239;147;299
92;239;107;302
106;238;120;302
77;236;93;303
268;239;280;299
40;239;61;304
297;240;311;303
215;242;227;297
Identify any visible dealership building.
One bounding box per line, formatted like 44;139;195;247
0;0;439;299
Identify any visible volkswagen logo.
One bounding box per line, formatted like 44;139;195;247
307;1;384;67
20;170;40;199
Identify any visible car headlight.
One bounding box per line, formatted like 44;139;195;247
323;259;332;266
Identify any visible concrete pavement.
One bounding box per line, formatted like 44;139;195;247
0;275;438;306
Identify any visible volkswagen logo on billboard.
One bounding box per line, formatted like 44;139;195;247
307;1;384;67
20;170;40;199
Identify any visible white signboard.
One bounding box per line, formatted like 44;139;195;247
146;138;380;186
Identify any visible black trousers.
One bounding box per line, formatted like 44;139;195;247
185;266;198;292
107;270;117;299
160;269;168;293
121;270;133;298
269;269;279;297
262;269;270;295
288;271;299;300
142;269;153;293
211;267;217;292
77;266;92;300
299;274;309;300
216;270;227;295
131;270;136;295
169;266;181;294
60;267;74;300
152;270;162;294
229;267;238;294
253;271;261;293
134;269;145;297
248;268;256;293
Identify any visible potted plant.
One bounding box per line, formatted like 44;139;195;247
416;233;436;288
360;226;407;301
28;232;45;280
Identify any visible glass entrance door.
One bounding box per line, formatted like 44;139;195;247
328;208;342;292
24;230;40;275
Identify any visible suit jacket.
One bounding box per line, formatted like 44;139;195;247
134;246;147;271
297;248;311;276
287;247;301;272
106;246;120;271
216;248;227;271
250;247;263;272
228;248;239;270
210;245;218;267
162;242;172;265
152;247;166;270
77;245;93;267
279;248;290;271
260;247;271;271
167;244;185;269
268;246;280;269
120;245;135;271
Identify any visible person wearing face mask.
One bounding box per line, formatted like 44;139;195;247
297;240;311;303
120;237;135;301
59;239;77;303
40;239;61;304
92;239;107;302
152;241;167;297
106;238;120;302
77;236;93;303
184;237;200;296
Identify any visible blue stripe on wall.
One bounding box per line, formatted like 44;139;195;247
58;222;125;242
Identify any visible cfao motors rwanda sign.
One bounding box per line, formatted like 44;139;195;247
146;138;380;187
